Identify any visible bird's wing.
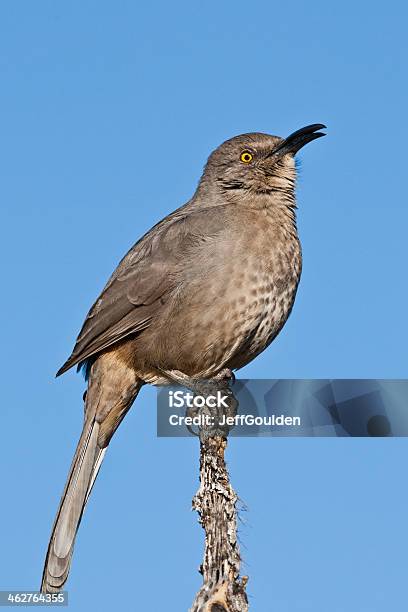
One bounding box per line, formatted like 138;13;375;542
57;205;228;375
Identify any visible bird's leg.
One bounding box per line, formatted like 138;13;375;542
160;368;238;439
162;367;235;391
212;367;236;385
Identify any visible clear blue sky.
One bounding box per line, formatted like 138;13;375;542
1;1;407;610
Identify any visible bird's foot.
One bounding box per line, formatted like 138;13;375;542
213;368;236;385
159;368;238;439
161;367;235;391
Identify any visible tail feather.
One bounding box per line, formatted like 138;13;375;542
41;419;104;593
84;447;107;506
42;355;142;593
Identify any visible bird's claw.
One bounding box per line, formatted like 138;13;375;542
159;367;238;439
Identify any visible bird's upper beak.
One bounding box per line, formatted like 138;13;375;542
272;123;326;157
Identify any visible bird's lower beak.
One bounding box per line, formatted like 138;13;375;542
273;123;326;157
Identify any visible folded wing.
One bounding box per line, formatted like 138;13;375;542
57;205;227;375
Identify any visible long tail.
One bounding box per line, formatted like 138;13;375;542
41;363;142;594
41;417;105;592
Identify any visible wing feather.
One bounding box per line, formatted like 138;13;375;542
57;204;228;376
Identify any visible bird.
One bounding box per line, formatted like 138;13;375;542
41;123;326;593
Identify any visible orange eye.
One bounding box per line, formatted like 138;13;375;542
240;150;253;164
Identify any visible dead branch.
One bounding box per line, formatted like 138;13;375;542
189;383;249;612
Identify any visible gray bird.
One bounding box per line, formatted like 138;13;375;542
41;123;326;592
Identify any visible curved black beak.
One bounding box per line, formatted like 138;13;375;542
273;123;326;157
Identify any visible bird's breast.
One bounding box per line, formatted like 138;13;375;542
175;221;301;376
230;232;302;363
133;209;302;379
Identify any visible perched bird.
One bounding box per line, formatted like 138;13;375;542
41;123;326;592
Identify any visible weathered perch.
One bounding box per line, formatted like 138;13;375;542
187;380;249;612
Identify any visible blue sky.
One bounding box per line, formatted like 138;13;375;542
1;1;407;610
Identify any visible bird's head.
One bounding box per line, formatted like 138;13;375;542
198;124;326;207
